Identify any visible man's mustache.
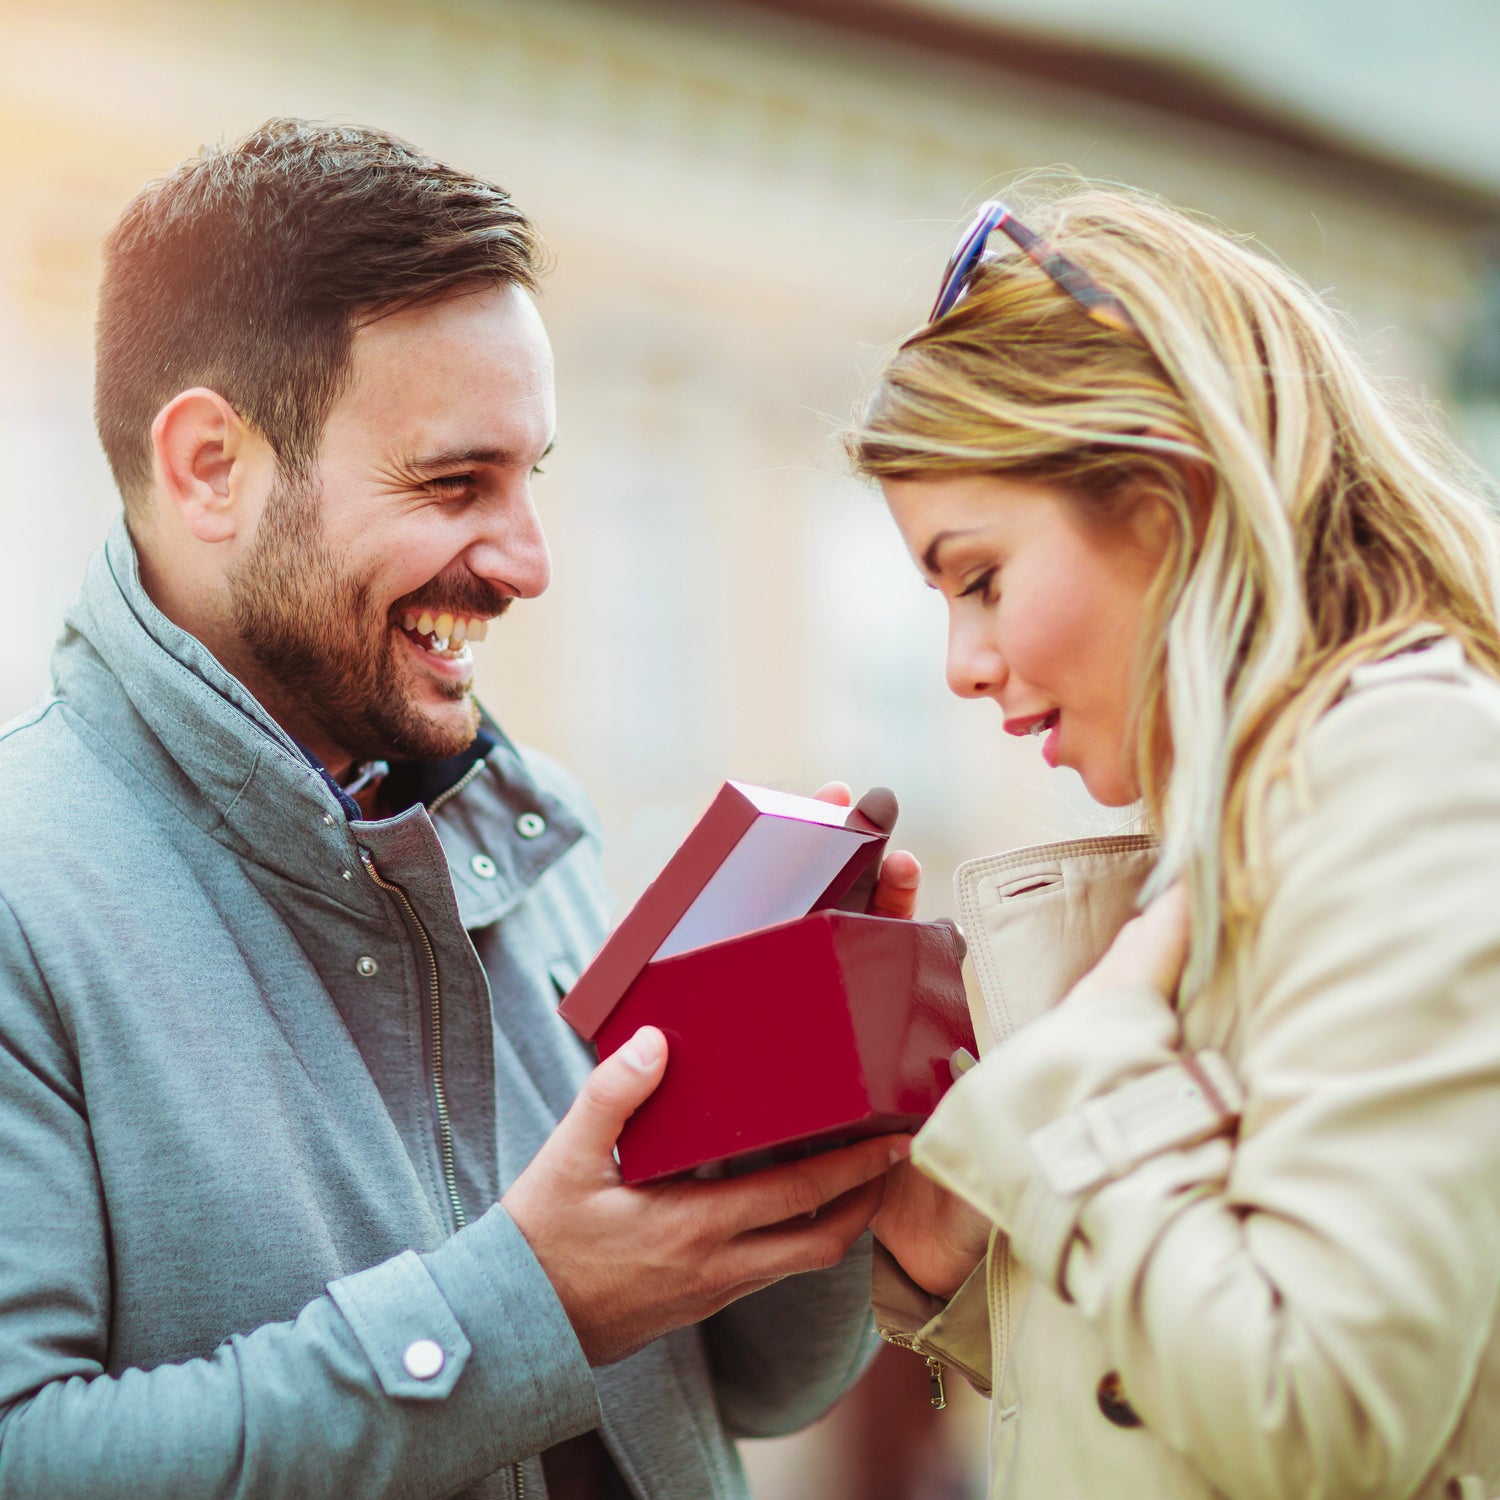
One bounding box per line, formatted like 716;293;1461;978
394;578;514;620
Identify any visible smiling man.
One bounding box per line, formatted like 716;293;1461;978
0;120;904;1499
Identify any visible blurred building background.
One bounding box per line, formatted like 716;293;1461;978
2;0;1498;1494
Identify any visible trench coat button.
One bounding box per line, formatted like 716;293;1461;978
516;812;546;840
470;853;498;879
401;1338;446;1380
355;956;379;978
322;813;335;827
1096;1371;1142;1428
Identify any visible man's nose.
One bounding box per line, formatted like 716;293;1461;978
945;612;1005;700
468;491;552;600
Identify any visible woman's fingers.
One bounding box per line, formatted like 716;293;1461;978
1072;881;1192;1003
869;849;922;920
1136;882;1191;995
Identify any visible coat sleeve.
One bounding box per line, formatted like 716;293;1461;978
913;672;1500;1500
870;1241;994;1397
701;1233;881;1438
0;895;601;1499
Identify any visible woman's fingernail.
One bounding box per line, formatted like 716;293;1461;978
889;1139;913;1165
622;1028;664;1070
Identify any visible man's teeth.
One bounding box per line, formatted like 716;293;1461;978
1030;712;1058;737
400;612;489;639
398;611;490;652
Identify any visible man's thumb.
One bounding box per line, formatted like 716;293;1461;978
560;1027;669;1160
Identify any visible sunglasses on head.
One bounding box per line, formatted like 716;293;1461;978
930;199;1142;340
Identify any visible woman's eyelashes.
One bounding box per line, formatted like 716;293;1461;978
958;567;999;604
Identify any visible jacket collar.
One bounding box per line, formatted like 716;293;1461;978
55;517;583;911
59;517;315;820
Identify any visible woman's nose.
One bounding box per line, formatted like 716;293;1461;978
946;614;1005;699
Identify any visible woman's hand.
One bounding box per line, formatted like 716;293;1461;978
813;781;921;919
873;1151;992;1300
1070;881;1191;1006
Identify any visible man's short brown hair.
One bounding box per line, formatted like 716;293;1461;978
95;118;544;510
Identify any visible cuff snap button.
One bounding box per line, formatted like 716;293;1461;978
402;1338;446;1380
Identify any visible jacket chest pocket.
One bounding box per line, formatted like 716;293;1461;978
955;835;1158;1054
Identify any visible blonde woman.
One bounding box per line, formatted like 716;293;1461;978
859;189;1500;1499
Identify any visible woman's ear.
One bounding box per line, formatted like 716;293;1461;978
1176;455;1215;524
1128;457;1212;559
149;388;256;544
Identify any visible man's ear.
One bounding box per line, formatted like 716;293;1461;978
149;388;258;544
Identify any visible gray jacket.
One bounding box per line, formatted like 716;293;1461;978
0;519;877;1498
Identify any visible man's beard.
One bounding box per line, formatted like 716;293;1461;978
228;473;498;765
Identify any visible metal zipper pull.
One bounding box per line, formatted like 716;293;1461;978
925;1357;947;1410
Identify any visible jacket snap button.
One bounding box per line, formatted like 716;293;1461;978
1096;1371;1142;1428
516;812;546;839
355;956;379;978
402;1338;445;1380
471;853;498;879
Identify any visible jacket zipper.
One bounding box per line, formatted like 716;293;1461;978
364;807;520;1499
364;800;522;1499
427;755;489;817
879;1330;947;1409
359;850;467;1232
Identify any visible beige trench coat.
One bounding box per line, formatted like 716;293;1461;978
875;638;1500;1500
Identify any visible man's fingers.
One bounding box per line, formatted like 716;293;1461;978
868;849;921;920
552;1027;669;1164
705;1133;903;1237
717;1178;885;1285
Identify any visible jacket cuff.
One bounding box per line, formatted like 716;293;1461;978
328;1251;473;1401
398;1204;601;1445
913;982;1239;1298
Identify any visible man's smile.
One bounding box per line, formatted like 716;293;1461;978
398;610;493;658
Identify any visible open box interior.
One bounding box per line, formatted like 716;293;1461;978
657;810;878;959
560;781;888;1039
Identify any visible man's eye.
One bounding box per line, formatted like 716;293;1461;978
531;463;546;477
428;474;473;496
958;568;997;601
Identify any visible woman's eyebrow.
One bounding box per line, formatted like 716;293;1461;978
922;528;983;575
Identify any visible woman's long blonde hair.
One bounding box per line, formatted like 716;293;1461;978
851;184;1500;990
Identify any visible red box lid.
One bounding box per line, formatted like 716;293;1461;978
559;781;888;1040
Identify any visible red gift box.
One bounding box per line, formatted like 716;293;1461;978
559;781;975;1183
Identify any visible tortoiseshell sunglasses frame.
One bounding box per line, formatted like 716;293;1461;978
930;198;1142;340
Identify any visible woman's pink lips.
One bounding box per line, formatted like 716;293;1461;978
1041;719;1062;768
1002;711;1062;741
1003;709;1063;766
1002;710;1055;738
